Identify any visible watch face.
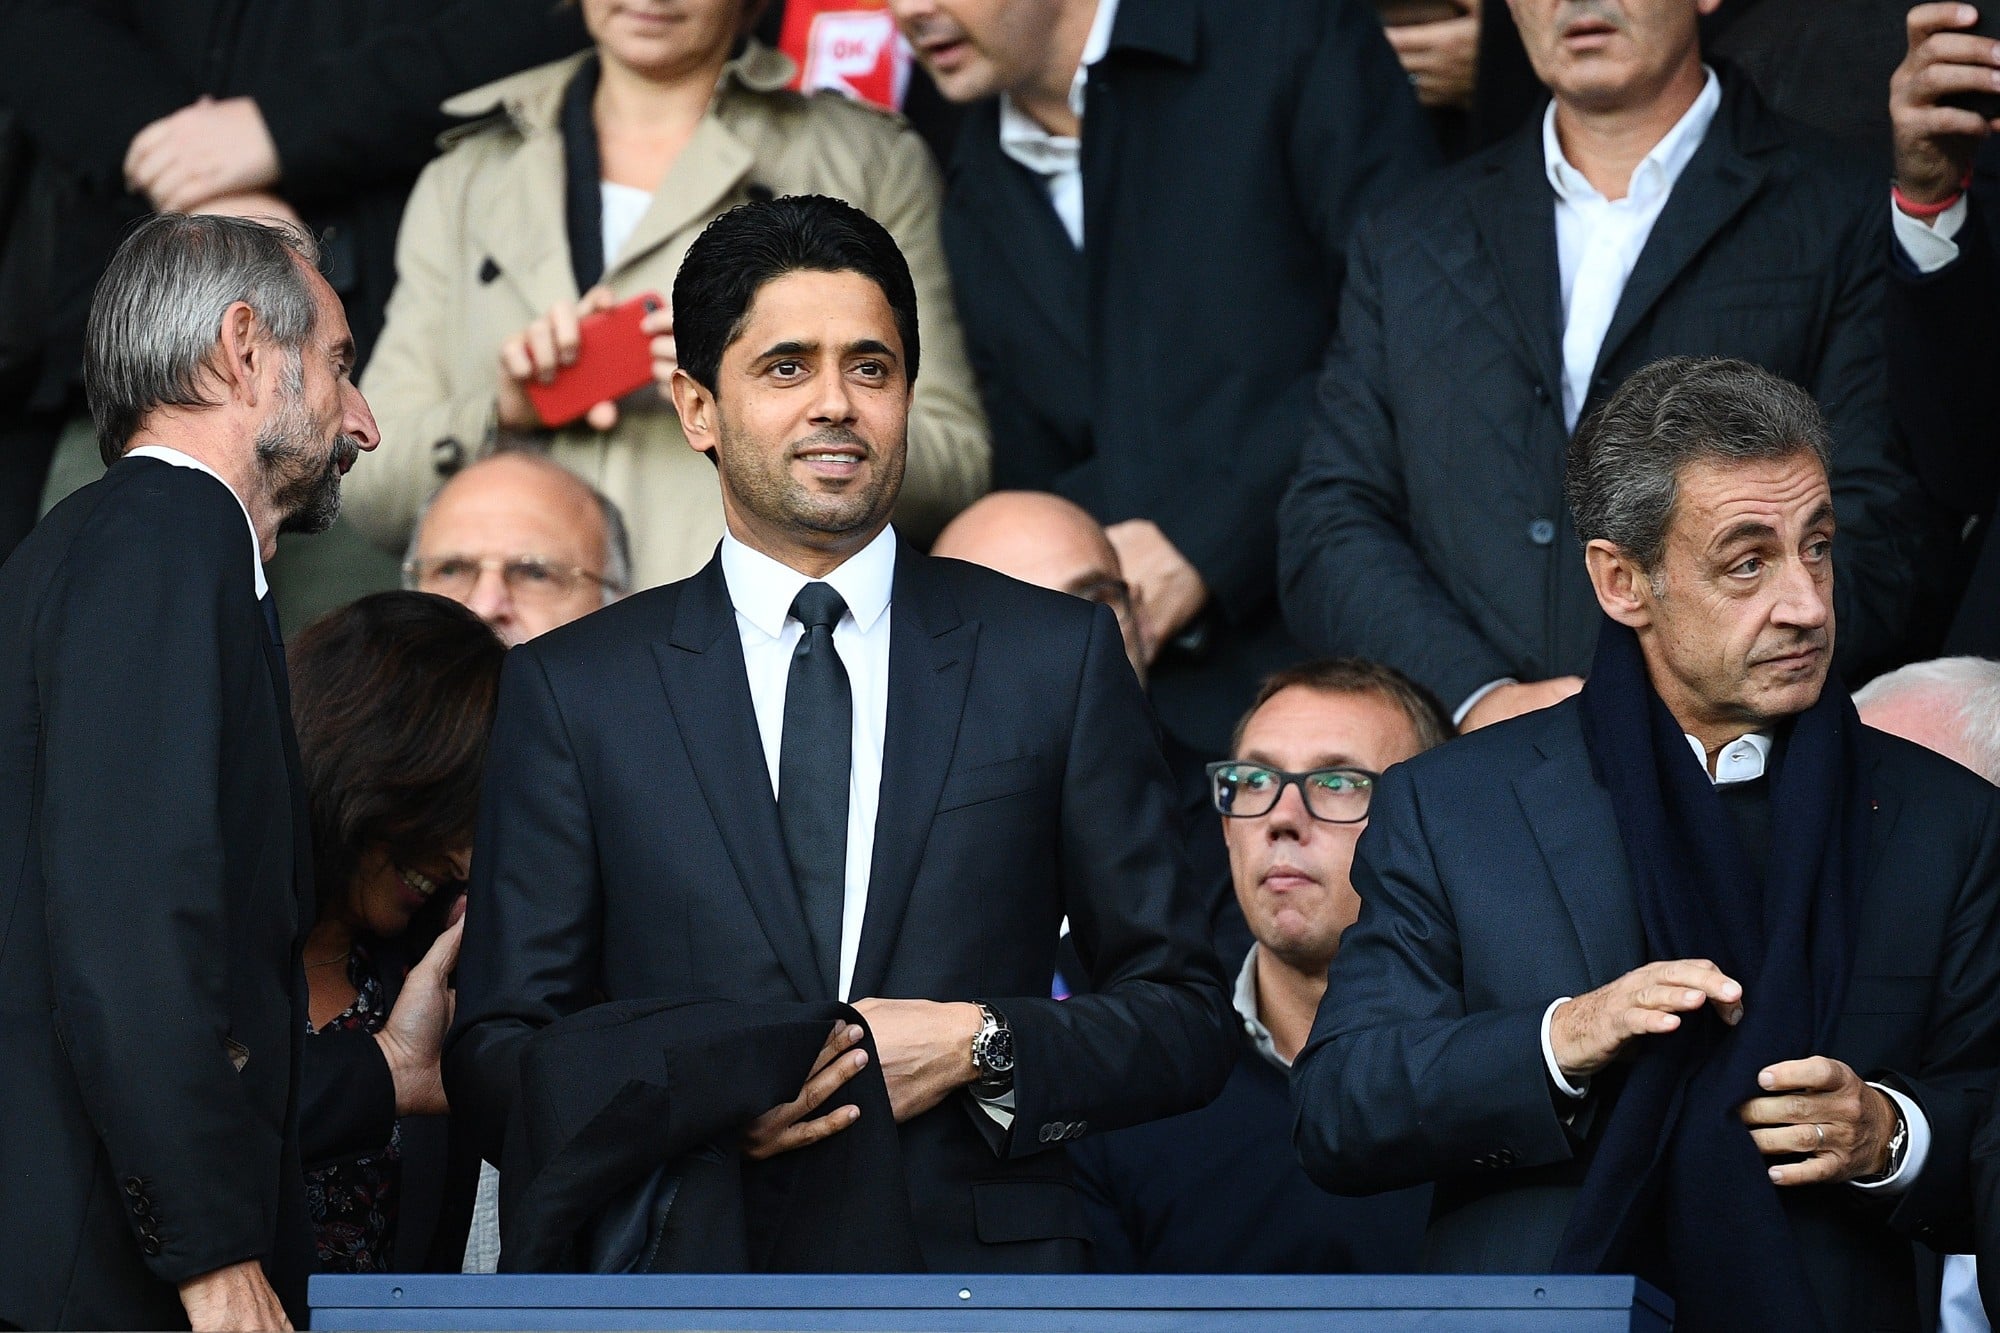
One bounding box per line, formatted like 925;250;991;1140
982;1026;1015;1074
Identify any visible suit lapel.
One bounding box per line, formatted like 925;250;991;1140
847;550;977;1000
258;626;313;931
1468;129;1566;406
652;556;823;1001
1511;708;1645;987
1591;84;1769;382
952;116;1087;362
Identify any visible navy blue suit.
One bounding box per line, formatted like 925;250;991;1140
1293;699;2000;1331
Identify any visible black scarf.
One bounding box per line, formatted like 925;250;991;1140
1554;620;1868;1331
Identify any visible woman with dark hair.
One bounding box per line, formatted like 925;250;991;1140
290;590;507;1274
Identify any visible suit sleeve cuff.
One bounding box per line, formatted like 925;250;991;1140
1892;195;1968;274
971;1083;1015;1130
1455;678;1517;729
1542;997;1589;1100
1851;1082;1931;1194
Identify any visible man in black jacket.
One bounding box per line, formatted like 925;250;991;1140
1883;2;2000;661
0;214;379;1329
0;0;588;556
886;0;1437;756
1281;0;1925;732
446;196;1236;1272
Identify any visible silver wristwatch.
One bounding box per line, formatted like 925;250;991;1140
970;1003;1015;1091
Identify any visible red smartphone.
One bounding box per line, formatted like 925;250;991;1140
525;291;665;428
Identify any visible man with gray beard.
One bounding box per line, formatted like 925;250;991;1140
0;214;378;1331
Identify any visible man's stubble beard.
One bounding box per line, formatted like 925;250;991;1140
717;418;904;541
256;358;357;537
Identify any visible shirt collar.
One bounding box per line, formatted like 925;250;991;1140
718;525;897;640
1543;66;1721;206
1233;944;1290;1071
123;445;268;598
1684;730;1773;786
997;0;1119;151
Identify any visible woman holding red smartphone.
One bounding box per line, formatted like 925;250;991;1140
346;0;990;592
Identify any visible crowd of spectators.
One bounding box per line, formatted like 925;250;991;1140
8;0;2000;1329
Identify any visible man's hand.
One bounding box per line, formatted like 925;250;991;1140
1892;4;2000;206
1549;959;1744;1081
372;917;462;1118
1740;1056;1900;1186
851;998;984;1123
497;286;624;432
742;1022;868;1160
1385;0;1480;110
125;96;281;213
1460;676;1584;732
178;1259;290;1332
1104;520;1208;665
188;191;303;230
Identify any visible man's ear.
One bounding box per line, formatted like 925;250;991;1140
1584;538;1655;629
214;300;266;407
669;367;717;458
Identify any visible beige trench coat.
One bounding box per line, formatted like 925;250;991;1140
346;44;989;588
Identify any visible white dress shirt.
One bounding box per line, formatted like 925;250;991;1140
1547;67;1721;431
996;0;1119;249
123;445;268;597
1539;729;1931;1194
719;525;895;1002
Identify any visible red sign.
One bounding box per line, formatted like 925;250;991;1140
778;0;911;111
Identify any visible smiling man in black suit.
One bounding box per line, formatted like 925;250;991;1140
444;194;1235;1273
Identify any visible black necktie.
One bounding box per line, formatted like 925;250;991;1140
779;582;851;999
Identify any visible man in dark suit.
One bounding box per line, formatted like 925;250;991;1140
884;0;1436;756
1281;0;1926;733
1293;358;2000;1333
1071;659;1441;1274
1883;3;2000;661
0;214;380;1330
445;195;1237;1273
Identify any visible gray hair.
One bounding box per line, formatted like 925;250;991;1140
1564;357;1833;577
404;447;634;604
1853;657;2000;784
84;213;323;467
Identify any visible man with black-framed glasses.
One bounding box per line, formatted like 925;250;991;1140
404;449;632;645
1071;658;1448;1273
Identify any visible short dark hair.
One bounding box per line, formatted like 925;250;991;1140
85;213;322;466
1565;357;1832;576
1228;658;1453;757
672;194;920;394
288;592;506;926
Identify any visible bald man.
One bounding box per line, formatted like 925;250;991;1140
935;491;1148;678
404;451;631;646
935;491;1249;989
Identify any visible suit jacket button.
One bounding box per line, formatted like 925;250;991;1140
1528;519;1556;546
1038;1124;1055;1143
124;1177;144;1197
1074;1120;1088;1136
141;1236;162;1256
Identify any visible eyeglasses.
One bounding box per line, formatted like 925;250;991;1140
403;554;621;603
1206;762;1380;824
